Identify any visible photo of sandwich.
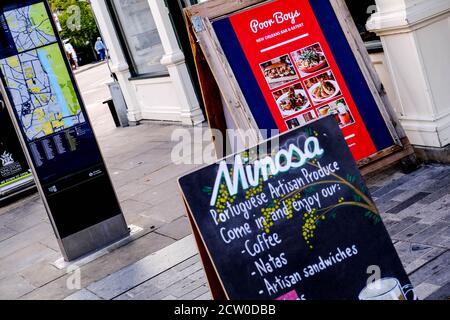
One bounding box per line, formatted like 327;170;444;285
259;55;299;89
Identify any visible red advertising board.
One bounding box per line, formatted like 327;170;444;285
223;0;380;161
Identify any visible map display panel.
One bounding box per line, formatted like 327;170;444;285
4;2;56;52
0;43;85;141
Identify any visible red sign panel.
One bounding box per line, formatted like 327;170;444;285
227;0;378;161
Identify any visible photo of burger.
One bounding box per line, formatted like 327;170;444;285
260;55;299;89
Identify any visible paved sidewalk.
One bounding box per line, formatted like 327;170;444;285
0;63;204;300
63;163;450;301
0;62;448;300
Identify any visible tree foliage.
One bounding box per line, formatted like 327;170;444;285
48;0;99;49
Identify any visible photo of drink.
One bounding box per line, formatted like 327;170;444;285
316;98;354;128
358;278;417;300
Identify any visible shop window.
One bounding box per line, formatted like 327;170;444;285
345;0;382;52
108;0;168;77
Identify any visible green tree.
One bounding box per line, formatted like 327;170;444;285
48;0;99;50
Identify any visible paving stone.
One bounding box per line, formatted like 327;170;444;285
195;291;213;300
142;195;186;224
392;223;431;241
387;216;420;237
156;216;192;240
0;226;16;242
116;258;204;300
141;163;200;187
409;222;449;243
0;222;54;260
87;235;197;299
419;187;450;205
19;260;66;288
64;289;102;300
0;242;58;280
179;284;210;300
381;218;401;231
427;265;450;287
0;274;36;299
7;212;46;233
387;192;431;214
371;167;428;198
424;234;450;249
132;179;181;207
404;248;447;274
376;199;402;213
394;241;433;267
423;172;450;193
414;282;440;300
21;231;176;300
415;195;450;223
409;251;450;286
165;276;206;298
425;282;450;300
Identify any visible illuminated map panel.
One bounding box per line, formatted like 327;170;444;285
0;43;85;141
4;2;56;52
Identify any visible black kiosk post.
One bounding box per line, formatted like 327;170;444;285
0;0;129;261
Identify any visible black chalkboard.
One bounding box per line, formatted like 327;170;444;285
179;116;415;300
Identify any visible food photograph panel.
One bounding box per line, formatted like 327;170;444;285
259;54;299;90
316;98;355;128
285;109;317;130
291;42;329;77
272;82;311;118
303;70;341;105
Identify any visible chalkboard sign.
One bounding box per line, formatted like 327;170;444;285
179;116;416;300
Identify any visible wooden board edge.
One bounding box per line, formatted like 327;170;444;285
179;191;229;300
359;138;415;176
184;0;267;20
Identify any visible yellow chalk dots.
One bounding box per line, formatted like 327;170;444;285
301;207;322;249
214;182;236;214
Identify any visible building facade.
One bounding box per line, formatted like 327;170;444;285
91;0;449;162
90;0;204;125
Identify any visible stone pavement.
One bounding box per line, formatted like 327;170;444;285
62;163;450;301
0;63;448;300
0;63;203;299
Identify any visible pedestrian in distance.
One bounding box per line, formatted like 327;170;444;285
64;40;78;69
95;37;107;61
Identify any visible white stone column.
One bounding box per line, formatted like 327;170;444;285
367;0;450;158
147;0;205;125
90;0;142;124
